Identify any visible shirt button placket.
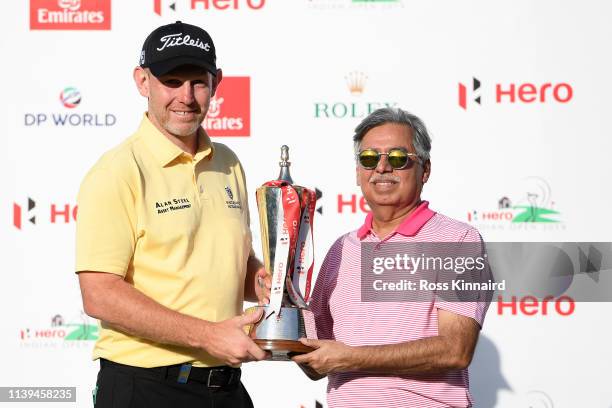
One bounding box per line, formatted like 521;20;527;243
191;159;201;205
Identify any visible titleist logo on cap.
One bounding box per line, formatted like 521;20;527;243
140;21;217;76
157;33;211;52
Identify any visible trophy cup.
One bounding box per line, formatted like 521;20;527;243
246;145;318;361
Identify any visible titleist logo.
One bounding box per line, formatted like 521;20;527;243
157;33;211;52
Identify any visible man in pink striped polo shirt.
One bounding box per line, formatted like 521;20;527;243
293;108;491;408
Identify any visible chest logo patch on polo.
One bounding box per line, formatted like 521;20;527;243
224;186;241;210
155;197;192;214
225;186;234;200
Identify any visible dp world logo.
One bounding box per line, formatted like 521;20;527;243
60;87;81;108
24;87;116;127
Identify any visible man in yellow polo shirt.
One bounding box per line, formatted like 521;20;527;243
75;21;269;408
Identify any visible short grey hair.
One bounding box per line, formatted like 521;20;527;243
353;107;432;161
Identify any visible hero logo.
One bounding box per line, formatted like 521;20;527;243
13;198;37;230
497;295;575;316
13;197;77;230
337;193;370;214
458;77;573;109
300;401;323;408
203;77;250;137
458;77;481;110
30;0;111;30
154;0;265;16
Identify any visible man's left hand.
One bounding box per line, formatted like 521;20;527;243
254;268;271;305
291;338;354;375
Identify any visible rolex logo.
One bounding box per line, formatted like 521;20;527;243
345;71;367;95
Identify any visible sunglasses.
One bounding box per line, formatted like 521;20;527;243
356;148;421;170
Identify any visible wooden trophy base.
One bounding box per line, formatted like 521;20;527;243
254;339;314;361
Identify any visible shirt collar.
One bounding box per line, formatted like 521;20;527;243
194;127;214;163
138;113;214;167
357;200;436;240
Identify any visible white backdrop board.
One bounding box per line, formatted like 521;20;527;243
2;1;612;407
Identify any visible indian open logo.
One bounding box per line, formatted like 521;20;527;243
59;87;81;108
466;177;565;232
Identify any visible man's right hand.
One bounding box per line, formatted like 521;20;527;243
202;308;269;366
79;271;270;366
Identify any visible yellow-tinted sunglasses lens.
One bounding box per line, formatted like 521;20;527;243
358;149;380;169
387;149;409;169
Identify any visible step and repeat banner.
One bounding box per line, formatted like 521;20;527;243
2;0;612;407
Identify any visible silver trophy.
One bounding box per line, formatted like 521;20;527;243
246;146;318;361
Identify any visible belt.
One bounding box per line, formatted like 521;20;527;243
100;359;241;388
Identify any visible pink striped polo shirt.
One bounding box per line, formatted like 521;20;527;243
310;201;490;408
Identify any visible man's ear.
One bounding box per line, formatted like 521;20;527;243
422;159;431;184
133;67;150;97
211;68;223;96
356;166;361;186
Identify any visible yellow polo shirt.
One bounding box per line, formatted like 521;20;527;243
76;114;253;367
